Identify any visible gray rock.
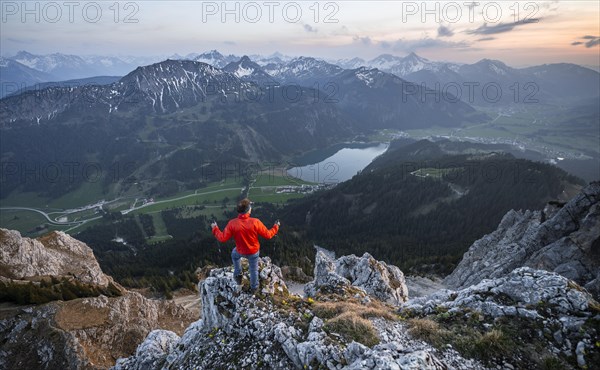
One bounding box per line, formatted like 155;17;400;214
1;291;194;370
444;182;600;300
116;255;486;369
0;228;118;288
305;251;408;305
576;341;586;368
113;330;180;370
407;267;595;319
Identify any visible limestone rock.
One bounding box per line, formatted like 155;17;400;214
0;228;116;288
0;292;195;370
409;267;596;318
444;182;600;298
113;330;180;370
305;251;408;305
117;256;481;370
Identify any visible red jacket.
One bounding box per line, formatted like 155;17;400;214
212;213;279;255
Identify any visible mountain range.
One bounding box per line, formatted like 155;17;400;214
0;56;486;199
3;50;598;105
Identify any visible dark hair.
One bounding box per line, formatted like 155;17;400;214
237;198;252;214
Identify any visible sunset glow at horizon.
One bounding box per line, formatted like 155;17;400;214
0;0;598;68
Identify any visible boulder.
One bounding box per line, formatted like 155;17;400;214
305;251;408;305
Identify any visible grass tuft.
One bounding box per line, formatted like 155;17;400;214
324;311;379;347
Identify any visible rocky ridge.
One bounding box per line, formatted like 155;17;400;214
0;229;195;370
444;182;600;297
403;267;599;369
114;254;485;370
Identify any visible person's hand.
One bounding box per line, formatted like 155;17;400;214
211;221;217;229
275;220;280;227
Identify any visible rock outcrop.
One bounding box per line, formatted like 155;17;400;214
0;228;196;370
0;228;116;288
114;255;482;370
444;182;600;297
305;251;409;305
0;291;195;370
404;267;600;369
409;267;595;319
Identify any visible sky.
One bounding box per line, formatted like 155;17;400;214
1;0;599;67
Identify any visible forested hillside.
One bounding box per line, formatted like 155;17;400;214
281;140;584;274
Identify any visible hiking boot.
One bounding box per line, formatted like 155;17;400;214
249;287;260;296
234;275;243;285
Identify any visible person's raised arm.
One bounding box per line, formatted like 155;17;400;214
212;221;233;242
256;219;279;239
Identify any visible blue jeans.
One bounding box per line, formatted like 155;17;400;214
232;248;260;290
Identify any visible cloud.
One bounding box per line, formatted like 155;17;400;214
223;41;236;45
389;37;470;51
353;35;372;45
466;19;541;35
303;24;317;33
477;37;496;42
586;39;600;48
351;35;469;52
437;25;454;38
572;35;600;48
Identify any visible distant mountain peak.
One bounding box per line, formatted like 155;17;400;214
14;50;36;58
205;49;223;56
404;52;428;63
476;58;507;67
193;50;238;68
373;53;399;61
222;55;276;82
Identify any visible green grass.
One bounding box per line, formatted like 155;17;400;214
0;191;52;208
149;212;169;238
46;181;107;209
404;108;600;158
130;189;242;214
251;173;314;187
1;181;110;210
0;209;48;234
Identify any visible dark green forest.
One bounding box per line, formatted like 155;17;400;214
281;140;584;275
0;277;122;305
68;139;584;294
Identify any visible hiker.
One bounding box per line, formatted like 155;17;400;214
211;198;280;294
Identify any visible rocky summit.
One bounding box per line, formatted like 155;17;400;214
114;255;485;370
444;181;600;298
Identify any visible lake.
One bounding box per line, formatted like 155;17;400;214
287;143;389;184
